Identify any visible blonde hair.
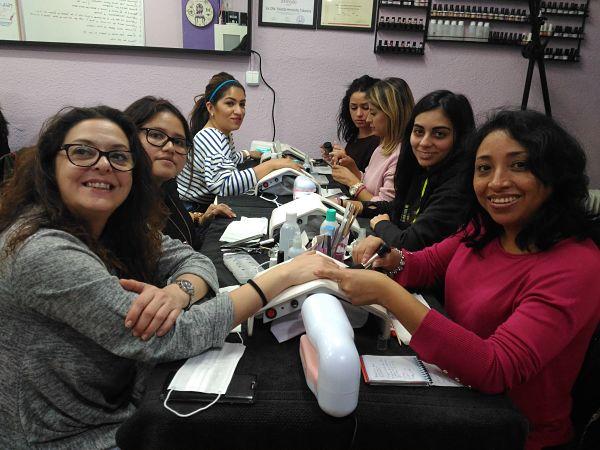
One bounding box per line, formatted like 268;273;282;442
367;78;414;155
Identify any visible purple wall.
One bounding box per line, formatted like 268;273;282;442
181;0;220;51
1;1;599;184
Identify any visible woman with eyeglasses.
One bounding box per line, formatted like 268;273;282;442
0;105;332;448
125;96;235;249
178;72;301;211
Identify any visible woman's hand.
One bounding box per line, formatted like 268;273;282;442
275;252;340;287
370;214;390;229
248;150;262;160
121;279;188;340
197;203;236;224
273;157;303;172
352;235;400;271
314;266;395;307
329;146;347;165
332;165;360;187
342;199;363;215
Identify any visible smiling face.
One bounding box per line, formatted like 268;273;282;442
366;104;389;138
55;119;132;237
410;108;455;169
349;91;371;133
139;111;187;183
473;130;552;239
207;86;246;134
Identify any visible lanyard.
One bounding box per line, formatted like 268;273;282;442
411;178;428;223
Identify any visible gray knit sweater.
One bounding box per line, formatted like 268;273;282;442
0;227;234;449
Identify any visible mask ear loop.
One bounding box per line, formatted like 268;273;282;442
163;390;222;417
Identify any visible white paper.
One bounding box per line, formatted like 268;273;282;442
168;343;245;394
20;0;145;46
219;216;268;242
270;310;305;343
0;1;20;40
422;362;463;387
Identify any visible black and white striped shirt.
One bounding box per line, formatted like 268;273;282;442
177;128;257;205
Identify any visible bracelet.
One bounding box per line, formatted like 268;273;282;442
247;279;268;307
354;185;367;199
387;248;406;278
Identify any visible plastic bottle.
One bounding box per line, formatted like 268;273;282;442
287;232;305;259
319;209;338;237
279;211;301;260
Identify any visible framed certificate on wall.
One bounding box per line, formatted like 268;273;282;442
317;0;376;31
259;0;317;29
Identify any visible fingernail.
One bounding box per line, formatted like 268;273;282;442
132;332;138;337
142;334;148;341
125;320;132;328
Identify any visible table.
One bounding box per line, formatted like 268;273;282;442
115;194;528;450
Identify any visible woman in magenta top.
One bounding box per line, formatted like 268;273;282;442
318;110;600;450
331;78;414;202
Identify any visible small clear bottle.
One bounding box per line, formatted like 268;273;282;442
287;232;305;259
279;211;301;260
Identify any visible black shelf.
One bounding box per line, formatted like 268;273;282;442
378;22;426;32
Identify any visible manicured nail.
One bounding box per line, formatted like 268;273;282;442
132;331;138;337
125;320;132;328
142;334;148;341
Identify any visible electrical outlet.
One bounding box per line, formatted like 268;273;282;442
245;70;260;86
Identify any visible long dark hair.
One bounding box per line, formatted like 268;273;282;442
337;75;380;144
0;105;9;156
462;109;599;251
393;90;475;220
0;106;165;282
189;72;245;137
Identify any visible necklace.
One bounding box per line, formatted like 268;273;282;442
165;192;193;245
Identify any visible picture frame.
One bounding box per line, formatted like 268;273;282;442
258;0;317;29
317;0;376;32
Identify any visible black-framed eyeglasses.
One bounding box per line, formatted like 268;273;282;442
60;144;135;172
140;128;191;155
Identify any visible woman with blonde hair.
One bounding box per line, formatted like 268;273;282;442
332;77;414;202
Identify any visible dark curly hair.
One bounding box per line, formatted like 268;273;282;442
0;105;9;157
0;106;165;283
462;109;599;252
337;75;380;144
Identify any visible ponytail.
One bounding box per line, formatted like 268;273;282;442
190;95;209;137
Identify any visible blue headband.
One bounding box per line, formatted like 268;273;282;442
208;79;237;103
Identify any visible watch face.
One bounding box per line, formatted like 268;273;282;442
186;0;214;28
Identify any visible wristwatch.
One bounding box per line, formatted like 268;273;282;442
349;182;365;198
175;279;195;311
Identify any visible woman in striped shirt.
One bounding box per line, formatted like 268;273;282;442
177;72;300;211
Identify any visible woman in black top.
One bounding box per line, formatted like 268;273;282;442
125;97;234;249
323;75;380;172
356;90;475;251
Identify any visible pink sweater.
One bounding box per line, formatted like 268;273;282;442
361;143;400;202
396;233;600;450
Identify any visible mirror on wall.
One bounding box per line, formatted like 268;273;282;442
0;0;251;55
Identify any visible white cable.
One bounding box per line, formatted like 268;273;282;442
236;331;244;345
163;390;222;417
260;193;281;207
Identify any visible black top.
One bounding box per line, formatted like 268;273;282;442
162;179;206;250
345;135;379;172
361;156;469;251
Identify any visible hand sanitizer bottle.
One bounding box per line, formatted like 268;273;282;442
319;209;338;237
279;211;301;260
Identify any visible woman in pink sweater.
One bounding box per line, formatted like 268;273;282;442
331;78;414;202
317;110;600;450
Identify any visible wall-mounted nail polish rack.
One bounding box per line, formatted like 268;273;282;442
424;1;589;62
374;0;429;55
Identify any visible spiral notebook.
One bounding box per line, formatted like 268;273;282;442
360;355;432;386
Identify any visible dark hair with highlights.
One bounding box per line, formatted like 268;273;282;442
189;72;245;137
461;109;599;252
337;75;380;144
0;106;165;282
